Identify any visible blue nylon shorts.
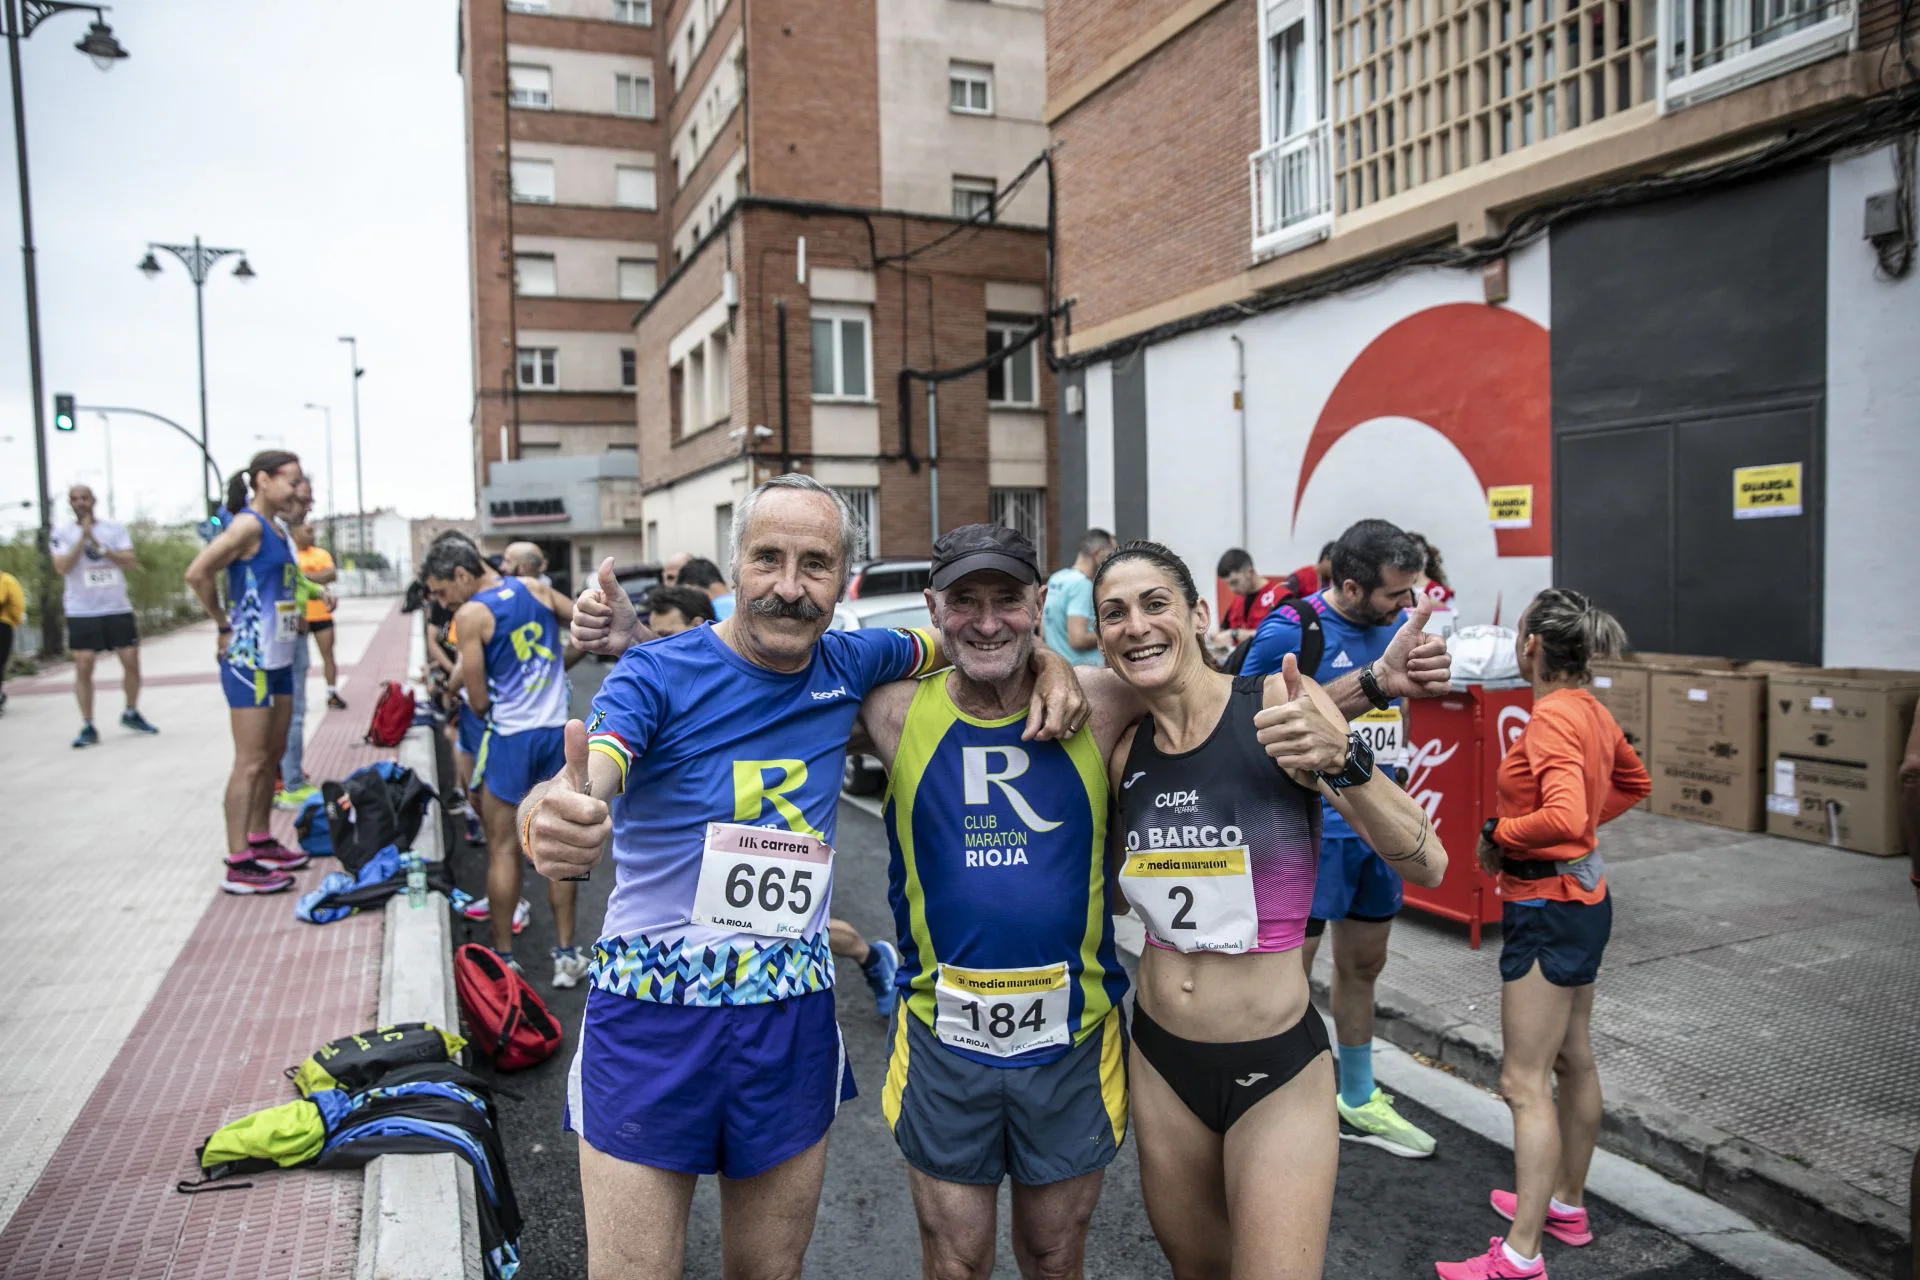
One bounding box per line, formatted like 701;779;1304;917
456;703;486;758
564;986;855;1180
472;724;565;808
221;660;293;709
1500;892;1612;987
1309;832;1404;924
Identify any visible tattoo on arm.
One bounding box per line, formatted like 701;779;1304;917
1380;823;1431;868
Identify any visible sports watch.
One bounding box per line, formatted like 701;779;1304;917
1481;817;1502;846
1318;731;1376;791
1358;661;1393;710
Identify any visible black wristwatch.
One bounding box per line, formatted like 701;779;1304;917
1318;731;1376;791
1481;817;1501;847
1358;662;1392;711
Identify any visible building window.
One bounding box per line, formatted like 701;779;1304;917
506;0;549;12
948;61;994;114
714;503;733;564
615;72;654;118
613;0;651;23
509;158;555;203
517;347;558;389
709;330;730;420
686;344;708;427
810;305;871;401
615;165;657;209
618;259;657;300
986;318;1038;407
621;348;636;389
832;487;878;562
646;519;659;561
507;64;552;109
514;253;557;296
952;175;996;221
990;488;1046;566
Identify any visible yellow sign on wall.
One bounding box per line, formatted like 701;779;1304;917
1487;485;1534;530
1732;463;1803;520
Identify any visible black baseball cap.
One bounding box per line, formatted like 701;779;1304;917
930;523;1040;590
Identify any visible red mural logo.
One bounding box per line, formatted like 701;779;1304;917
1290;303;1552;559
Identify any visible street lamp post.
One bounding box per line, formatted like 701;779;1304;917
303;402;335;553
139;236;254;517
4;0;129;657
338;337;364;557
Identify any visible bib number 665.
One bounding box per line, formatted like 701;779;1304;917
723;862;815;916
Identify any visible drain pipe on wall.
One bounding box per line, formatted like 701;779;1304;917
927;381;940;546
1230;333;1249;547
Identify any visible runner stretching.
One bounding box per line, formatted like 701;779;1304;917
1436;589;1649;1280
1098;540;1443;1280
184;452;312;894
517;476;1088;1278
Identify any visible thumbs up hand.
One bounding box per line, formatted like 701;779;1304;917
1379;594;1451;700
521;718;611;881
1255;652;1349;773
571;556;644;656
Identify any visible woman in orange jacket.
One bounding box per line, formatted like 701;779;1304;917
1437;588;1651;1280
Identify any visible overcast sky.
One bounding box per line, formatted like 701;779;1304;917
0;0;474;537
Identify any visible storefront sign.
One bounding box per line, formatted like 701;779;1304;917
1486;484;1533;530
1732;463;1802;520
489;497;568;525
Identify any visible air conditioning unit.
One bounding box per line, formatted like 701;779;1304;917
722;270;738;308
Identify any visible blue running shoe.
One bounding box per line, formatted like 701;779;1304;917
72;724;99;749
121;708;159;734
861;938;900;1018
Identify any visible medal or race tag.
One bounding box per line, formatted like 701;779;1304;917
690;821;832;940
1119;846;1258;953
933;963;1071;1058
1350;706;1406;765
83;567;118;589
273;600;301;643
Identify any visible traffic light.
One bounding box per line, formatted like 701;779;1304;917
53;393;76;432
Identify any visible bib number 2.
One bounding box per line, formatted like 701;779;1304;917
1119;847;1259;954
691;821;833;940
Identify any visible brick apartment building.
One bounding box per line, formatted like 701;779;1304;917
1046;0;1919;669
460;0;664;591
633;0;1060;568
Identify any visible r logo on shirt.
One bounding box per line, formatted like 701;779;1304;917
961;746;1062;833
733;759;826;841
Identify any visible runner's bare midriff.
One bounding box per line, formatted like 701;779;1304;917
1135;946;1311;1043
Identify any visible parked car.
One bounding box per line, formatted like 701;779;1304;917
845;558;930;600
830;592;932;794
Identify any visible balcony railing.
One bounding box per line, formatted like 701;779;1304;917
1250;124;1335;259
1660;0;1854;109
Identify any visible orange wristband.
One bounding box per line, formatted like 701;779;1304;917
520;795;544;854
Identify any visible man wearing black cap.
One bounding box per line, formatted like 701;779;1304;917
849;522;1148;1280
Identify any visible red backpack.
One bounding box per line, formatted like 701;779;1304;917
453;944;564;1071
364;681;416;748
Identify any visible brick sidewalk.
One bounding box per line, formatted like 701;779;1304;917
1316;807;1919;1275
0;599;421;1280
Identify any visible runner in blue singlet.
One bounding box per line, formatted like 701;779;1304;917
512;476;1090;1279
184;452;311;895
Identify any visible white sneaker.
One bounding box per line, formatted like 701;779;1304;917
461;897;531;934
551;948;589;989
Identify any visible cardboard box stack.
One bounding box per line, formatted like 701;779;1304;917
1764;669;1920;856
1646;660;1774;832
1588;658;1653;810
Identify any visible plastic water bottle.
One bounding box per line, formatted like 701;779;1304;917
406;853;427;909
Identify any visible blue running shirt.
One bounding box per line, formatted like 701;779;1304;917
586;623;938;1006
477;580;567;733
1241;591;1404;842
224;510;298;673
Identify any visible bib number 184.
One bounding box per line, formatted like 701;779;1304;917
933;963;1071;1058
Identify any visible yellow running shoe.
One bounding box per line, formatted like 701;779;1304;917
1337;1087;1437;1158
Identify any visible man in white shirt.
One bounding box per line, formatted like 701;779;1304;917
49;484;159;747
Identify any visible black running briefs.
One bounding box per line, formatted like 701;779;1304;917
1132;1003;1331;1134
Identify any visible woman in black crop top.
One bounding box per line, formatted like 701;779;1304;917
1095;541;1444;1280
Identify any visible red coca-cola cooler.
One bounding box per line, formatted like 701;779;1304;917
1401;682;1534;948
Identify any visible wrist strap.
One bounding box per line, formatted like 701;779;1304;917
520;795;545;856
1358;662;1391;710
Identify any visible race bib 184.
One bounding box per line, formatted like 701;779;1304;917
1119;846;1258;954
933;963;1071;1058
690;821;832;940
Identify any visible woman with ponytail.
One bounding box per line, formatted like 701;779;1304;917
184;450;310;895
1436;588;1651;1280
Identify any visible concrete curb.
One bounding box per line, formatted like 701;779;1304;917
355;667;484;1280
1317;970;1907;1279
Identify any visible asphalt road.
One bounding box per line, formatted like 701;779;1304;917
443;663;1755;1279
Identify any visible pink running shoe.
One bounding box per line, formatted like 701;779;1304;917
247;839;310;872
223;856;295;895
1435;1238;1547;1280
1490;1190;1593;1246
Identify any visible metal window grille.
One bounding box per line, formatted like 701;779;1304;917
832;487;878;562
989;489;1047;567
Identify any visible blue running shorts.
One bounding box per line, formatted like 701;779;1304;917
456;703;486;758
1500;892;1612;987
1308;832;1404;925
221;660;293;709
472;724;565;808
565;986;855;1179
